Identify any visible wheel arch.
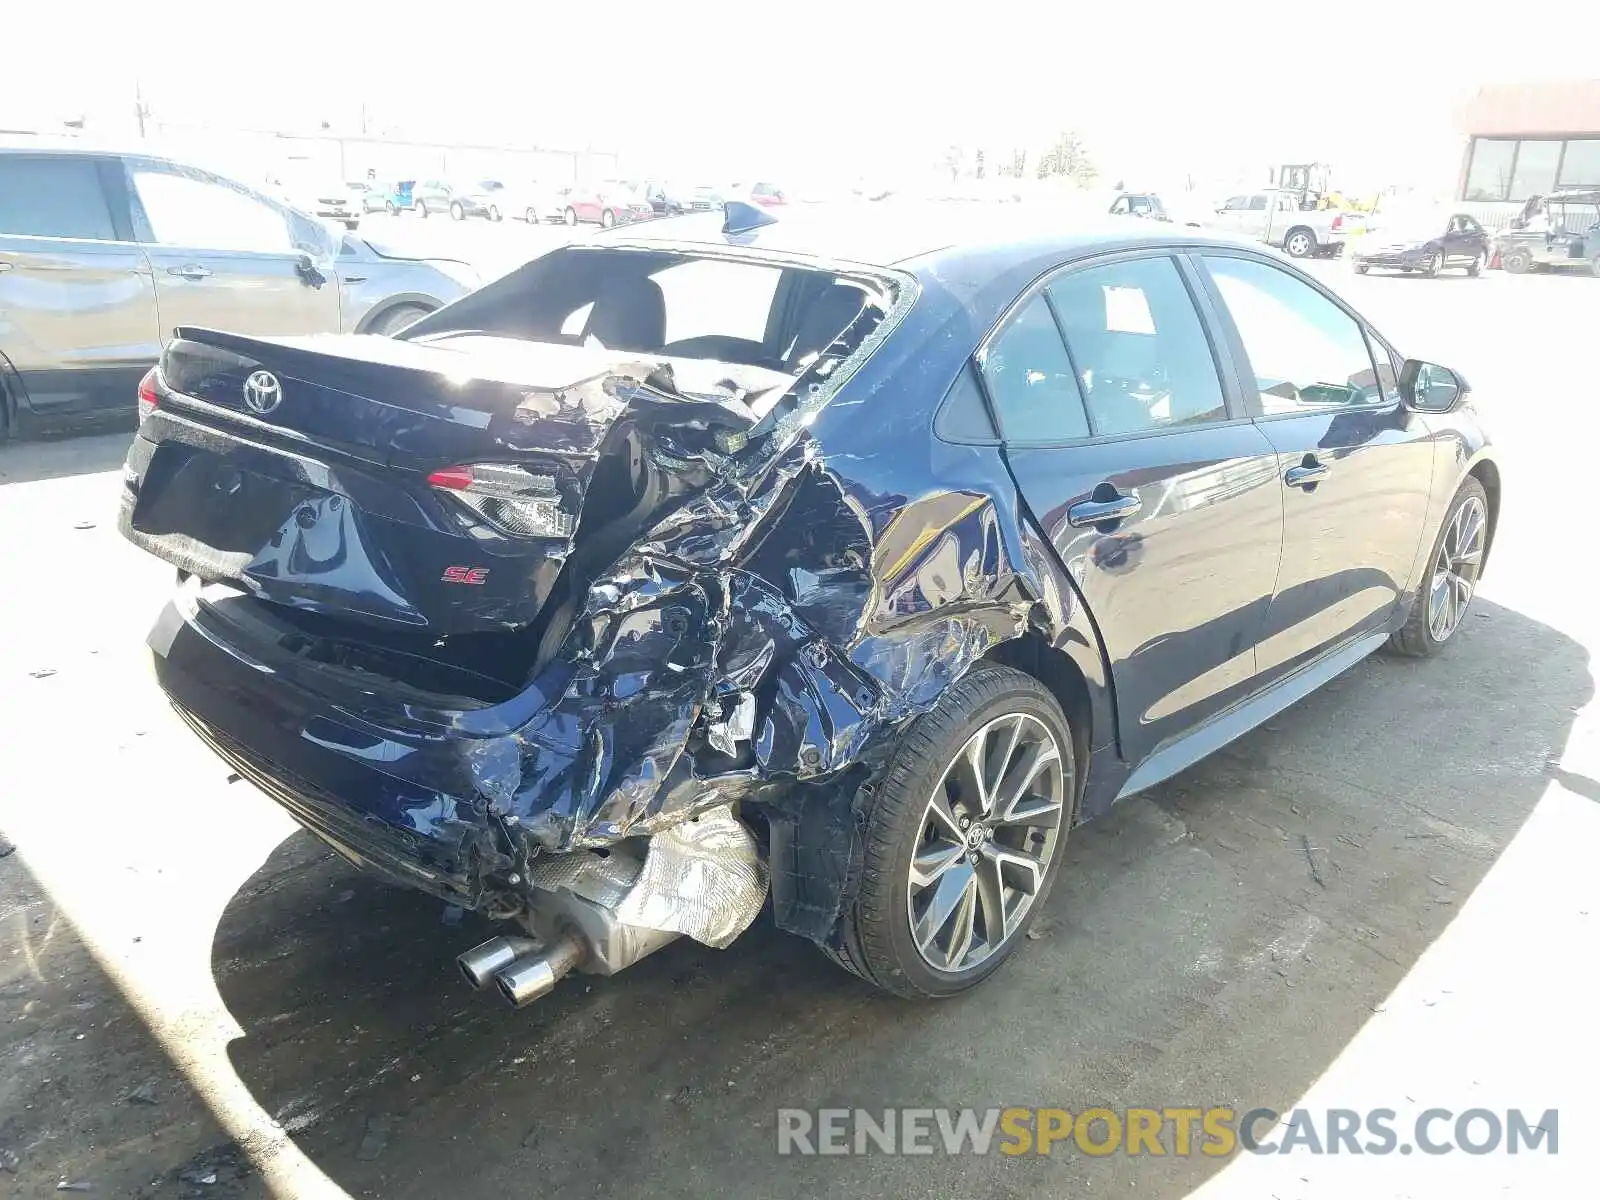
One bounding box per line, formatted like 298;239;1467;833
1467;454;1502;571
981;634;1094;819
354;294;439;335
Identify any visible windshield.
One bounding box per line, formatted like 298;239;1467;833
478;180;504;192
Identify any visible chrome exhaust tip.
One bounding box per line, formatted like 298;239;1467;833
457;936;538;990
493;931;587;1008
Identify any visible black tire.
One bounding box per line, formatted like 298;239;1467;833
488;204;501;222
600;208;616;229
1354;262;1370;274
563;206;577;226
1387;477;1489;658
385;200;398;216
367;304;432;337
1467;251;1485;277
1590;256;1600;279
1284;227;1316;258
1419;250;1442;278
449;201;466;221
415;200;428;219
1501;247;1531;274
822;663;1076;999
525;206;538;224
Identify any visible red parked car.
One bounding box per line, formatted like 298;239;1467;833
558;184;654;228
729;181;787;207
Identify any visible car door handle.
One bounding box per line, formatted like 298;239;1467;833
167;264;212;280
1067;491;1142;528
1284;456;1329;489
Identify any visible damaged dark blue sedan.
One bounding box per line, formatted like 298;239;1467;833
118;203;1499;1003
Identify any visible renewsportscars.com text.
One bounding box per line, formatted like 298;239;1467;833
775;1106;1559;1157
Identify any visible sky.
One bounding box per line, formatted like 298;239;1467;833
8;2;1598;194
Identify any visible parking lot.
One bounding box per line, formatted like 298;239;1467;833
2;230;1597;1198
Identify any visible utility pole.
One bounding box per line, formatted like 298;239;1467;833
134;81;149;139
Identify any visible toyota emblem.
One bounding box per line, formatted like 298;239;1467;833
242;370;282;414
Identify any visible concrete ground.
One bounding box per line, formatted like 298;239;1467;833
1;245;1597;1198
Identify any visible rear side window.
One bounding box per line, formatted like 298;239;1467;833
1047;256;1228;435
980;294;1090;442
1201;255;1385;413
0;157;116;240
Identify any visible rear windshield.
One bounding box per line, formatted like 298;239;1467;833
403;245;898;381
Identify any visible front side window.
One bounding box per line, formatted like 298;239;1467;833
1202;255;1384;414
0;156;116;240
980;294;1090;442
1047;256;1228;436
1247;195;1268;211
132;169;295;253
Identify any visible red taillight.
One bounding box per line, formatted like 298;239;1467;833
137;367;160;421
426;465;476;490
426;463;573;538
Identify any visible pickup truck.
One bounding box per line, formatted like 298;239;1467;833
1208;189;1361;258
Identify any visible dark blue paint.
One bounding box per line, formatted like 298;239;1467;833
118;216;1498;947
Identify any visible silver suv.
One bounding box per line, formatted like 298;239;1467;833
0;147;480;437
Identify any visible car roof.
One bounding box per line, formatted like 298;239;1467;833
605;200;1259;276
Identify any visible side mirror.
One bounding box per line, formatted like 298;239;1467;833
295;252;328;290
1400;359;1468;413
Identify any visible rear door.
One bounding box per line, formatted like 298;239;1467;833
1194;250;1434;681
0;153;160;418
125;160;342;340
985;252;1284;764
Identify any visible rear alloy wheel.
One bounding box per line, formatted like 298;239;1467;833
600;208;616;229
823;664;1074;998
449;201;466;221
1420;250;1442;278
1467;250;1486;277
564;207;578;226
1284;228;1316;258
1387;478;1488;657
488;204;501;222
1501;248;1532;274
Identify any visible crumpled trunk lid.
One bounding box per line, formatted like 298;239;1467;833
121;327;783;639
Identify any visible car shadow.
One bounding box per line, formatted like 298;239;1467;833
0;428;134;486
209;597;1589;1198
0;849;238;1196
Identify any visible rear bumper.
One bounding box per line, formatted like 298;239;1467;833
145;583;522;905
